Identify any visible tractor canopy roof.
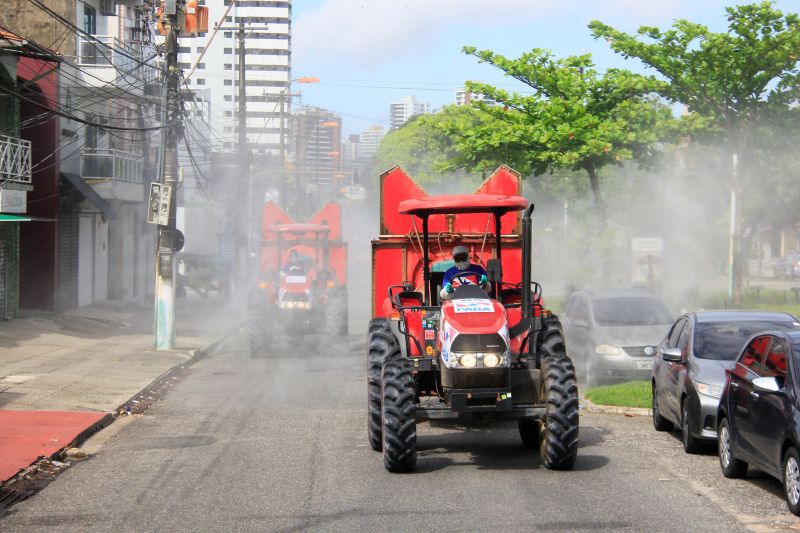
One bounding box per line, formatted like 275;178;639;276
398;194;528;217
266;223;330;234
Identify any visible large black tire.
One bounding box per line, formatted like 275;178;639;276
381;358;416;472
652;382;674;431
246;303;271;356
367;320;397;451
518;419;540;449
538;316;579;470
325;290;349;338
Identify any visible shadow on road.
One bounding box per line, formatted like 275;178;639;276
414;425;610;473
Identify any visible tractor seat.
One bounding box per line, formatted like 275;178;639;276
451;284;490;300
394;291;423;308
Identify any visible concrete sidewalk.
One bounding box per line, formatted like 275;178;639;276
0;296;241;482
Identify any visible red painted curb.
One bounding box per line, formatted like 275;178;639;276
0;410;109;482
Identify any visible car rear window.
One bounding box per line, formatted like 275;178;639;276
591;297;673;326
695;320;800;360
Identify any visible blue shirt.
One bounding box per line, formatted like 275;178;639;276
443;264;487;286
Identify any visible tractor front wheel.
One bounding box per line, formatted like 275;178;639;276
246;301;271;356
381;358;416;472
325;290;349;338
367;320;397;451
538;316;579;470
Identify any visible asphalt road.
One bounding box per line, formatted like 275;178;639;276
2;335;798;532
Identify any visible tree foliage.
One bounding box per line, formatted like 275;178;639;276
453;47;683;219
589;1;800;153
590;1;800;300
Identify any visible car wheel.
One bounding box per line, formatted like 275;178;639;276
784;448;800;516
652;383;673;432
681;398;702;454
718;417;747;478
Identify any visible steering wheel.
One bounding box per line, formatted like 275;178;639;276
451;272;485;288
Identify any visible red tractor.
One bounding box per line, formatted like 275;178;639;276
248;200;348;354
368;165;578;472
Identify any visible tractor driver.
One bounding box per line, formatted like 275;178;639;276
440;245;491;301
281;249;309;276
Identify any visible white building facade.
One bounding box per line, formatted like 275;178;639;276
179;0;291;153
389;95;430;130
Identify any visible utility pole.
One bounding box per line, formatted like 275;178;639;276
155;0;181;350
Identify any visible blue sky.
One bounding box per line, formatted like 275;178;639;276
292;1;799;136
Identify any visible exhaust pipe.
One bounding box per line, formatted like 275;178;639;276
521;204;534;319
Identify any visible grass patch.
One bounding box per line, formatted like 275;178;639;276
584;380;651;409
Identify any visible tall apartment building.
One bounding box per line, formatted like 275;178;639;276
179;0;291;152
359;125;385;159
455;87;496;107
389;95;430;130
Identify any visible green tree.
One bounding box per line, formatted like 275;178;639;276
455;47;682;222
590;1;800;301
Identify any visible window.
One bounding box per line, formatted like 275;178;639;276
224;79;232;86
197;63;205;69
196;46;205;53
677;322;691;352
668;319;687;348
224;48;233;55
224;64;232;70
178;46;191;53
740;336;771;373
178;62;191;69
764;338;789;376
196;79;205;85
224;111;232;117
224;95;232;102
83;5;97;35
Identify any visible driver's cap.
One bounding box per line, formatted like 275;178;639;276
452;245;468;258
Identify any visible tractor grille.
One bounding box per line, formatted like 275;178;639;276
281;292;308;302
623;346;654;358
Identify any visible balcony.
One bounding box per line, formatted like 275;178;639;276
80;148;143;202
0;135;32;187
76;36;159;93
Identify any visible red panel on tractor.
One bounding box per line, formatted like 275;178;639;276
308;201;342;240
262;201;294;238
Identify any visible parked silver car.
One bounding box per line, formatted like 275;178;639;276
562;288;673;388
652;311;800;454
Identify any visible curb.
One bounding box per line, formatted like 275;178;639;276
582;397;651;417
0;324;240;515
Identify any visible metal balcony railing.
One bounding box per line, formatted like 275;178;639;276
80;148;143;183
0;135;32;185
77;35;158;85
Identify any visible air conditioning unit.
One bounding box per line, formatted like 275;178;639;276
99;0;117;16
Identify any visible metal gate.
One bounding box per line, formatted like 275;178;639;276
0;222;20;320
58;204;79;310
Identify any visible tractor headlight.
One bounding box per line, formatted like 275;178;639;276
449;352;508;369
459;353;478;368
483;353;501;368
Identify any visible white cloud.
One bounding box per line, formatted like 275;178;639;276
294;0;714;68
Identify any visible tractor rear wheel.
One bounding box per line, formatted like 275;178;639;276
367;320;397;451
518;418;540;449
381;358;416;472
538;316;579;470
325;290;349;338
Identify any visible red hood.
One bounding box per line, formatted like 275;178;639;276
442;298;506;334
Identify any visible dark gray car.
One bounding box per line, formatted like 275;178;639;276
652;311;800;454
562;288;673;388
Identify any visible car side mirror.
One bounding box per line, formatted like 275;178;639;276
752;376;781;393
661;347;683;363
